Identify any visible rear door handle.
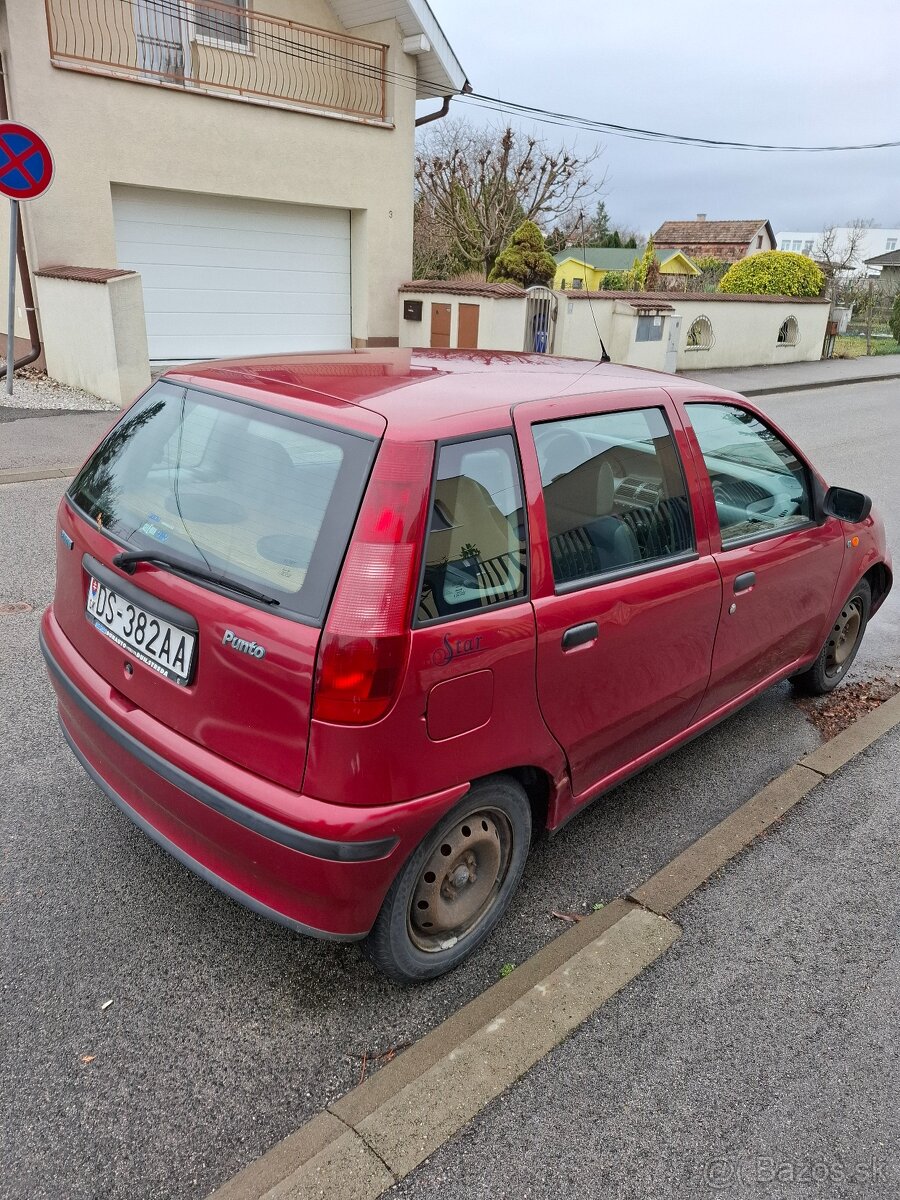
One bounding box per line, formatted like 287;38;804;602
734;571;756;593
562;621;598;650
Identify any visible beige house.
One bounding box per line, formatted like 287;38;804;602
0;0;467;401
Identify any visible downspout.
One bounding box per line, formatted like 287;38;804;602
0;56;42;378
414;81;471;127
415;95;452;127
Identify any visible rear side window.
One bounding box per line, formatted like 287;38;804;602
686;403;812;545
68;381;376;622
418;435;526;620
534;407;693;587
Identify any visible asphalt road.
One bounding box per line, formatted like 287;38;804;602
1;380;897;1200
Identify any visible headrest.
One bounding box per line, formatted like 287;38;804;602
596;461;615;516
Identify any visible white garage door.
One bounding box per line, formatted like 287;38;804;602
112;186;351;362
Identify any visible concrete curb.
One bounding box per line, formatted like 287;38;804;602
210;904;679;1200
0;466;77;486
737;370;900;398
630;764;821;915
207;691;900;1200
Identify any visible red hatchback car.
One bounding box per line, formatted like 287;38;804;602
42;350;891;982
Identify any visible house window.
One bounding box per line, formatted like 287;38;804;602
792;240;802;252
194;0;249;48
887;239;898;252
777;316;800;347
686;315;714;351
572;277;584;289
803;240;813;255
756;234;763;248
635;314;663;342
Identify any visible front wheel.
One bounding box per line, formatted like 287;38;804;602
791;578;871;696
364;777;532;984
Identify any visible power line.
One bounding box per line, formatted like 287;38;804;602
124;0;900;153
461;93;900;153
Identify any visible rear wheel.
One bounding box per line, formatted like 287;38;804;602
791;579;871;696
364;777;531;984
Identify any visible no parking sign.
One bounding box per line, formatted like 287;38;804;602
0;123;54;200
0;121;54;394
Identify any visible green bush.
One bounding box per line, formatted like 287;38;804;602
600;270;629;290
890;293;900;342
719;251;824;298
488;220;556;287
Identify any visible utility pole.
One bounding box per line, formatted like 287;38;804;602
865;276;874;356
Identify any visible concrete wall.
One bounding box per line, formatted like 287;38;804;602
35;273;150;404
0;0;417;384
400;292;527;352
399;288;831;371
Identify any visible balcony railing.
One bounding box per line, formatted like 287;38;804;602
45;0;388;122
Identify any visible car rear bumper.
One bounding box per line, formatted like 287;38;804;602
40;609;469;940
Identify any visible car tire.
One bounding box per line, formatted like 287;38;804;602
364;777;532;985
791;578;871;696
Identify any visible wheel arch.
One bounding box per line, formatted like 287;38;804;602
474;765;555;839
863;561;892;615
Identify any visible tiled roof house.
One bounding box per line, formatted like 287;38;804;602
653;217;776;263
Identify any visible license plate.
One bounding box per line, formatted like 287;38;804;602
86;574;196;685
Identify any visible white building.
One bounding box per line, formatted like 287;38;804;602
775;227;900;274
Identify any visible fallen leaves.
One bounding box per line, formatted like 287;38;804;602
794;676;900;740
551;910;584;924
344;1043;411;1086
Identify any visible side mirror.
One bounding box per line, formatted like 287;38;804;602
822;486;872;523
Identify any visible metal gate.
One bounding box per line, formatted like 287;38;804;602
524;286;557;354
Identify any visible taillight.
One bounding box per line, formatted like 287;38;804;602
312;440;432;725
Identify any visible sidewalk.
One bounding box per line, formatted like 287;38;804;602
679;354;900;396
388;726;900;1200
0;409;112;479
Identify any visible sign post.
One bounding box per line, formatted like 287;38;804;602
0;122;54;394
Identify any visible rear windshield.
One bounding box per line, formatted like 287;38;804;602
68;382;377;622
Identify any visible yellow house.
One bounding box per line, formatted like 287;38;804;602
553;246;700;290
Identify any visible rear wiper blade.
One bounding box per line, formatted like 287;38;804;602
112;549;280;606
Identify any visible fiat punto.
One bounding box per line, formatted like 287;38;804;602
41;350;891;982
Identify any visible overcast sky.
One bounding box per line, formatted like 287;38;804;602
425;0;900;238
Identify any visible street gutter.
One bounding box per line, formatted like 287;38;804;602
738;368;900;397
208;690;900;1200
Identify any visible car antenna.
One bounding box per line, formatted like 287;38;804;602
580;213;611;363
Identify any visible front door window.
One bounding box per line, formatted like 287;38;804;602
686;403;812;545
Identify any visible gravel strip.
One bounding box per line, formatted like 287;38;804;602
0;365;118;412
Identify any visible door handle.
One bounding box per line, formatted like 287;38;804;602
562;621;598;650
734;571;756;593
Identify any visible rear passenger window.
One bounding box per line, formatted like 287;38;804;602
534;407;693;587
419;435;526;620
686;403;812;545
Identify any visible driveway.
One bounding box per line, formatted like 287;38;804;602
1;380;897;1200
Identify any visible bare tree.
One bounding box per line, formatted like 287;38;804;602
815;218;874;303
415;119;604;277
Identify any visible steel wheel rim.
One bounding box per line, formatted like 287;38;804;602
408;808;513;953
825;599;863;676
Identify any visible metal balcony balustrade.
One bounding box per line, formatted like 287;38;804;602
45;0;388;122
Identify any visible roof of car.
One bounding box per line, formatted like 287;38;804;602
167;349;727;438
